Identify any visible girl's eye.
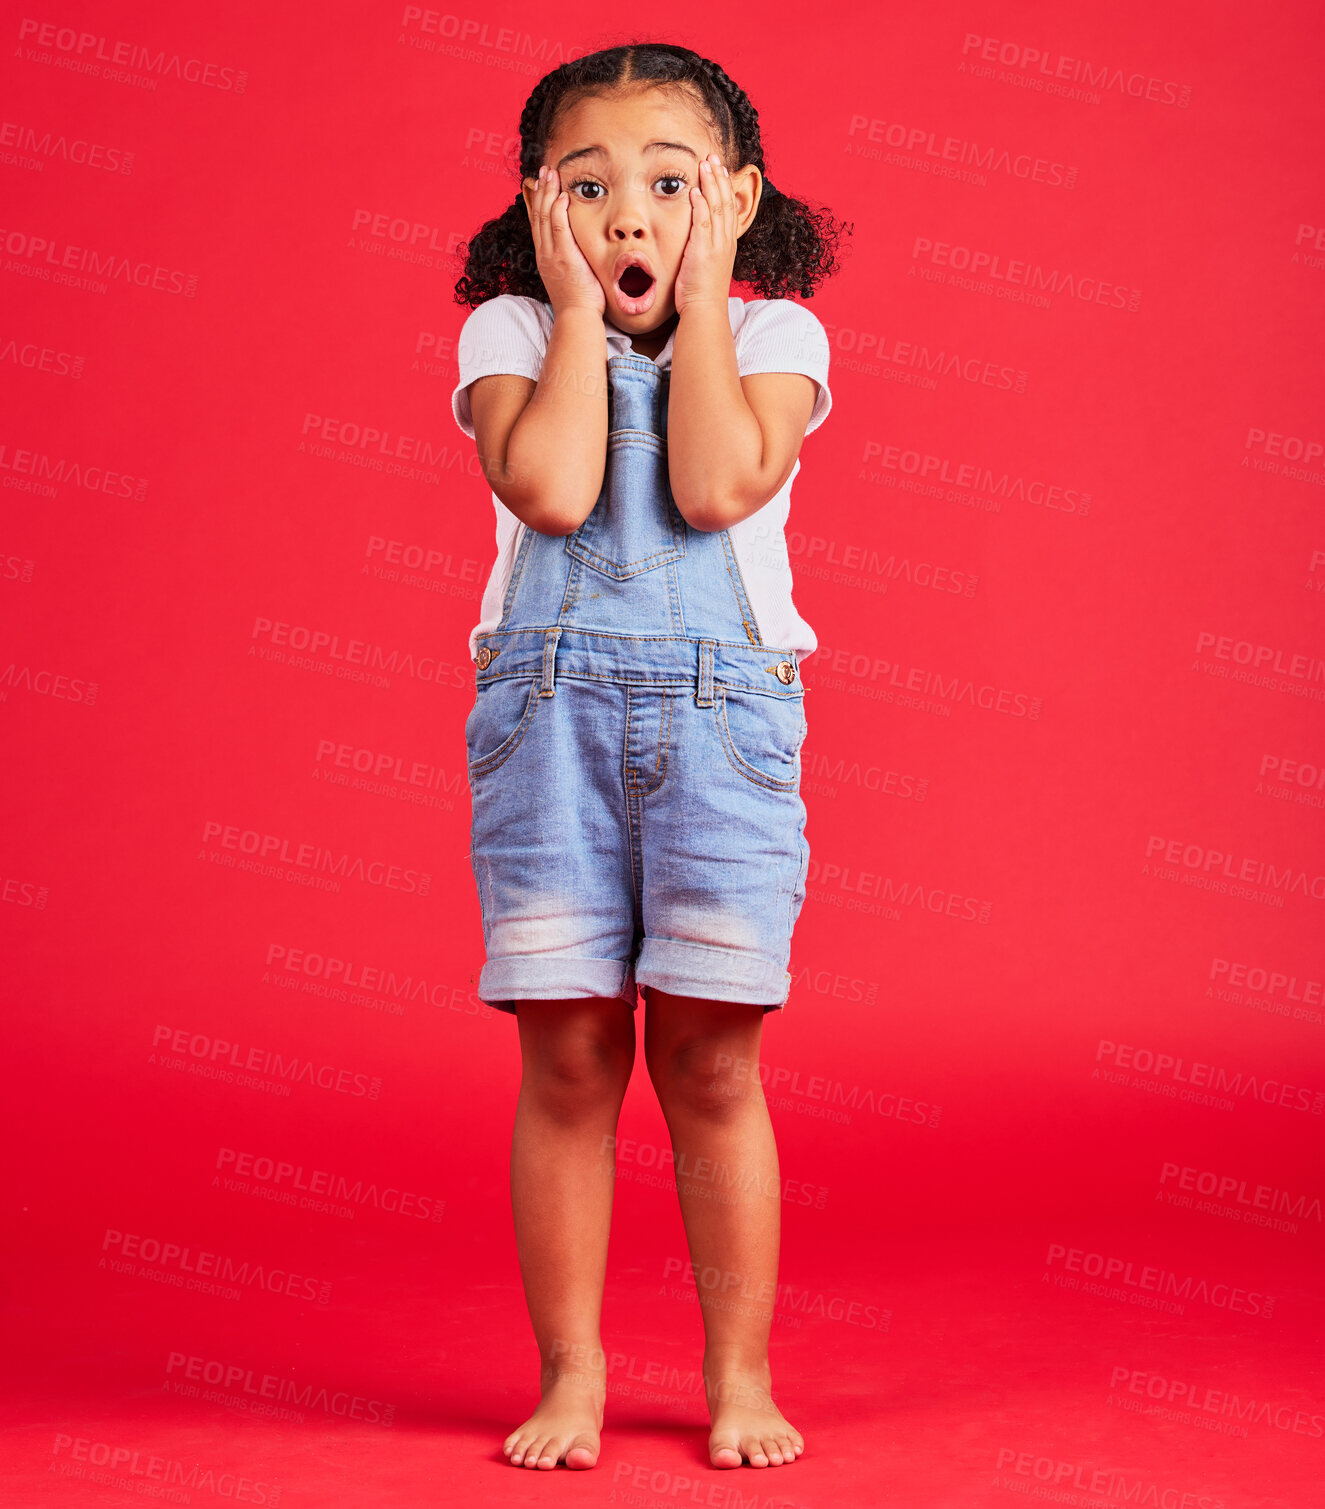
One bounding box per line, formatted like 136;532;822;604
565;173;690;201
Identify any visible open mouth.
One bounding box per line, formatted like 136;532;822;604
611;254;659;315
617;263;655;298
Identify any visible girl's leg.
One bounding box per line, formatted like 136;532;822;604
643;986;805;1470
504;997;636;1470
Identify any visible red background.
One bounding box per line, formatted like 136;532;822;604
3;3;1323;1506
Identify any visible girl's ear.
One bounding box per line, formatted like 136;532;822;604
730;166;764;238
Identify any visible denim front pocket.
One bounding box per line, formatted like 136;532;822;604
465;676;541;778
714;687;807;792
564;431;687;580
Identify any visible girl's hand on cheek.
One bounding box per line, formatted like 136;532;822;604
525;166;605;317
674;153;738;314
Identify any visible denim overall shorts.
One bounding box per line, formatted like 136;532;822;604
464;353;810;1013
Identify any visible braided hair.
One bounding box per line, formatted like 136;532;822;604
452;42;850;307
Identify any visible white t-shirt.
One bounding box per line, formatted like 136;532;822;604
450;294;832;661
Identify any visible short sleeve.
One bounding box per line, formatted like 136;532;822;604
451;295;552;440
735;299;833;436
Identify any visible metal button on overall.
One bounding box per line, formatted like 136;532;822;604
464;353;810;1016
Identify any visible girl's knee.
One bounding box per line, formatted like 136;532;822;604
519;1005;635;1113
646;1033;760;1120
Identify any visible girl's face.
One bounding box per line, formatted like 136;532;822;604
524;87;763;331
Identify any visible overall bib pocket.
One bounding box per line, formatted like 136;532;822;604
714;687;808;792
564;432;687;580
466;675;541;778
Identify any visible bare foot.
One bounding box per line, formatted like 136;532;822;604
503;1372;604;1470
705;1362;804;1468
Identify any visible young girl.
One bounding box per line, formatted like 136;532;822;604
450;42;847;1473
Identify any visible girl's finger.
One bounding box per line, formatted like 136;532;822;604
718;160;734;214
703;158;729;244
546;170;566;232
535;170;557;254
550;187;572;238
707;156;730;220
690;182;710;232
700;157;718;210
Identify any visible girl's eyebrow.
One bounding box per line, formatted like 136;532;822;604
555;140;698;170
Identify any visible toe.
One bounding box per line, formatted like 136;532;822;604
522;1436;547;1468
565;1434;598;1470
710;1432;742;1469
744;1434;769;1467
762;1436;784;1465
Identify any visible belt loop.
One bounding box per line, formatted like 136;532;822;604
539;628;561;697
695;639;715;707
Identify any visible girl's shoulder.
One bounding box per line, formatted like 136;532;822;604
734;297;830;363
732;298;833;435
736;295;828;328
732;297;832;381
734;295;828;331
453;295;554;441
459;293;555;354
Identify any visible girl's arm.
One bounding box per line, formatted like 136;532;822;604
666;302;818;533
468;304;608;536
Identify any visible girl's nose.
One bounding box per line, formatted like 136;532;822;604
609;198;650;233
606;174;653;236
